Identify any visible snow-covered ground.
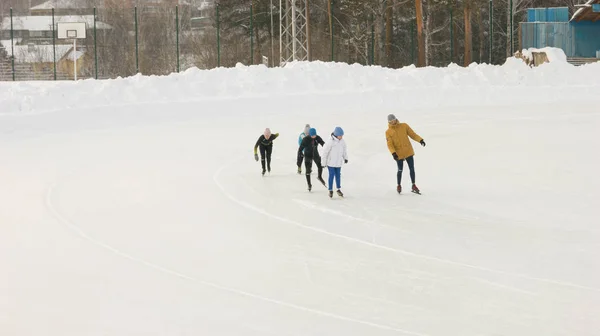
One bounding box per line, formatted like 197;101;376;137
1;60;599;335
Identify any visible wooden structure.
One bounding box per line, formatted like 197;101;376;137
571;0;600;22
520;3;600;61
514;50;549;67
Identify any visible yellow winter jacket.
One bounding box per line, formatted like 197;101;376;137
386;122;423;159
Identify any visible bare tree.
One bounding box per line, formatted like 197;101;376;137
138;5;177;75
464;0;472;65
424;0;451;66
504;0;533;56
477;5;484;62
415;0;425;66
98;0;135;77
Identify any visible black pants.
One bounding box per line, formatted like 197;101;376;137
302;156;323;186
396;155;415;185
259;145;272;171
304;156;323;176
297;150;304;168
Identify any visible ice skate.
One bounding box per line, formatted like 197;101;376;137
411;184;420;194
397;185;402;194
306;175;312;192
336;189;344;197
328;190;333;198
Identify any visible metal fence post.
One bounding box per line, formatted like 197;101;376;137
250;1;254;65
217;3;221;67
411;19;415;65
510;0;513;55
306;0;311;61
135;6;139;74
370;13;374;65
176;5;180;72
330;0;334;62
450;6;453;64
10;8;15;81
52;8;57;80
270;0;274;66
94;7;98;79
489;0;493;64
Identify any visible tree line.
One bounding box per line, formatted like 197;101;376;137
1;0;581;79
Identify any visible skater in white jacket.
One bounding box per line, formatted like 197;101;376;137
322;127;348;198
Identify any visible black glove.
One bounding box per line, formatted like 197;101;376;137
344;159;348;164
254;153;259;161
392;152;399;161
420;139;426;147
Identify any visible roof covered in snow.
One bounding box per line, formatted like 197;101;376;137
0;15;111;31
174;0;213;6
0;40;73;63
571;0;600;22
31;0;95;10
64;49;86;61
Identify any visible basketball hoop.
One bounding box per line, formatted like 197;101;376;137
57;22;87;80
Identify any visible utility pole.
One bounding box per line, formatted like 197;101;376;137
279;0;309;66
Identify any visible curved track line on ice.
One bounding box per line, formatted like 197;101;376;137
213;160;600;293
44;176;427;336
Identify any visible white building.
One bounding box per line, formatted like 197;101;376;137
1;15;111;44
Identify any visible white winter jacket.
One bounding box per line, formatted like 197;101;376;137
322;135;348;168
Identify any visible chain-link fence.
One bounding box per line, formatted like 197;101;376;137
0;0;560;82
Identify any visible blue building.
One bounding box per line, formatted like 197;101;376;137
520;1;600;61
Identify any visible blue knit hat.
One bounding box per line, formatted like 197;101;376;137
309;128;317;136
333;127;344;137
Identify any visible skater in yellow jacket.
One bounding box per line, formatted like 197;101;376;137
385;114;426;194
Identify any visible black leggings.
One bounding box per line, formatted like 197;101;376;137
259;145;272;171
396;155;415;185
304;156;323;177
303;156;323;187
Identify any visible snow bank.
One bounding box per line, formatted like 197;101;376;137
2;60;600;115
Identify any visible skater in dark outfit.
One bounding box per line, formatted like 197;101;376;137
297;124;311;174
254;128;279;176
297;128;326;191
385;114;426;194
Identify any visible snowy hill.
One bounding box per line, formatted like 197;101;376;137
1;60;599;335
